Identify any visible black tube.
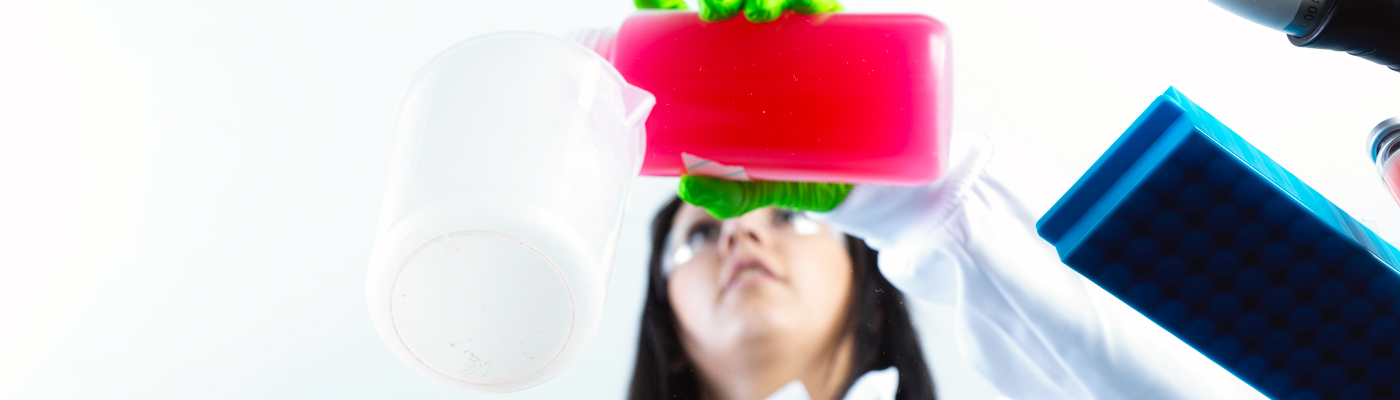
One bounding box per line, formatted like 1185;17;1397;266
1287;0;1400;71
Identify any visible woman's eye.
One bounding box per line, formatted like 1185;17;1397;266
687;224;719;247
773;209;797;225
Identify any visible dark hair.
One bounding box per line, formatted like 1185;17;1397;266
627;197;937;399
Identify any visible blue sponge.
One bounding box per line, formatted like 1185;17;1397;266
1037;87;1400;399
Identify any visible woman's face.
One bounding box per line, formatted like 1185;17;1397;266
664;204;853;367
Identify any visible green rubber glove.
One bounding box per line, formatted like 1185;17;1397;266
636;0;849;217
678;175;853;219
634;0;843;23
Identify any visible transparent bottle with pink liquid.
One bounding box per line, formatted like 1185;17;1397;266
609;11;952;185
1371;118;1400;208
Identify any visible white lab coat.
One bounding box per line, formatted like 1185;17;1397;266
803;132;1269;400
765;367;901;400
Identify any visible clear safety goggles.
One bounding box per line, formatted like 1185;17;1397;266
662;208;844;278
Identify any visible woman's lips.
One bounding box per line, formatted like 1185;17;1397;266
723;258;777;292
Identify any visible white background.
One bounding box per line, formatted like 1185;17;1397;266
4;0;1400;398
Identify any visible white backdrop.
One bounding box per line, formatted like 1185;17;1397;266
3;0;1399;398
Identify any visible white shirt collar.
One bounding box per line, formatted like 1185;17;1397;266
762;367;900;400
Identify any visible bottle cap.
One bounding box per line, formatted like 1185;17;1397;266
1366;117;1400;163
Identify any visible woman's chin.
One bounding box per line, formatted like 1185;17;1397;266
717;290;805;343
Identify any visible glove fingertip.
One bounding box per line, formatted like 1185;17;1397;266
677;176;726;207
743;9;780;23
746;0;788;23
679;176;760;219
676;176;705;205
638;0;691;9
812;183;853;212
699;9;737;22
792;0;842;14
703;206;739;220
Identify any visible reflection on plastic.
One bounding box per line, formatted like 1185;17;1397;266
1370;118;1400;209
1385;157;1400;207
366;32;655;392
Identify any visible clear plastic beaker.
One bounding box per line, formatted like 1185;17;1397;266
1370;118;1400;208
366;32;654;392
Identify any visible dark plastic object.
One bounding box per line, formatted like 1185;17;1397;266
1038;87;1400;399
1288;0;1400;71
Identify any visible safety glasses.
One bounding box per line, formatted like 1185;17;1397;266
662;207;841;278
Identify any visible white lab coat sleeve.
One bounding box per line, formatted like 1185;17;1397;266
809;132;1267;400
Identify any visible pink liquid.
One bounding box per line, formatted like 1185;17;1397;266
611;12;951;185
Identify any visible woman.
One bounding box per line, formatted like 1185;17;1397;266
627;200;936;400
627;130;1270;400
625;3;1272;399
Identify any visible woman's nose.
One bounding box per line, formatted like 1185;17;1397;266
719;212;771;254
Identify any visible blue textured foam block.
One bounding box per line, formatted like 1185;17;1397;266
1037;87;1400;399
